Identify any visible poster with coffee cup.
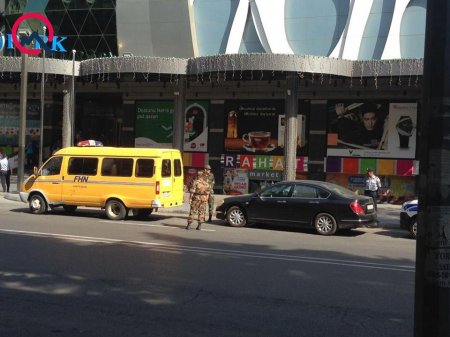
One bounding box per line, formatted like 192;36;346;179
224;100;284;154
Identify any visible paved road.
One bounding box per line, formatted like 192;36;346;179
0;195;415;337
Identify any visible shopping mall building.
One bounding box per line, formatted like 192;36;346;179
0;0;426;200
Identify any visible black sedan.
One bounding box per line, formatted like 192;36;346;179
216;180;376;235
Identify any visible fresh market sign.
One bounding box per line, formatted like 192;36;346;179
0;12;67;54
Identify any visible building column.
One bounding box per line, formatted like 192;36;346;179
307;100;327;181
284;73;299;180
415;1;450;336
173;76;186;152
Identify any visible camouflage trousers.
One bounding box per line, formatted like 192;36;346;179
188;198;208;224
208;194;215;216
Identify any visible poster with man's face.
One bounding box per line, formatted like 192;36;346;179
327;101;417;159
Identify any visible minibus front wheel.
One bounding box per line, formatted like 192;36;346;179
29;194;48;214
105;199;128;220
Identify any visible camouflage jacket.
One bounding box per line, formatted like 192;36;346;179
202;171;215;194
190;176;210;202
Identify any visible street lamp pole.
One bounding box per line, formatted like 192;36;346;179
17;52;28;191
38;26;46;166
71;50;76;146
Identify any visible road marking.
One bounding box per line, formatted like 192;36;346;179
0;229;414;272
98;220;216;232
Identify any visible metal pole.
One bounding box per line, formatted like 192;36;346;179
70;50;76;146
17;53;28;191
414;1;450;336
39;26;46;166
284;74;299;181
173;76;186;152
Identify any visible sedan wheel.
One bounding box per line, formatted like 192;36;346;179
226;206;247;227
105;199;127;220
29;194;48;214
314;213;337;236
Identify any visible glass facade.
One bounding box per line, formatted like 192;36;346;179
2;0;117;59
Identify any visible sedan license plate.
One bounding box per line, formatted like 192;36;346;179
367;204;374;211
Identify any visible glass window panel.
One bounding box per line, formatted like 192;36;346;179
292;185;318;198
68;157;98;175
161;159;171;178
102;11;116;35
41;156;62;176
174;159;182;177
136;159;155;178
101;158;133;177
79;11;102;35
260;184;292;198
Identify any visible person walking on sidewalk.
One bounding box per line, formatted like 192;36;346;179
186;172;210;230
364;168;381;212
201;164;215;222
0;154;12;193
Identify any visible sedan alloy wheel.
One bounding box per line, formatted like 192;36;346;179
314;213;337;235
226;206;247;227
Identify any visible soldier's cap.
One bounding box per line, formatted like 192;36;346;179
204;164;211;170
367;168;374;172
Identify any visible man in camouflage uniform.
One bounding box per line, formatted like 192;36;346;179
202;164;215;222
186;172;210;230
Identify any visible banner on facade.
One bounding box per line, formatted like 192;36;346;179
0;100;40;146
135;101;174;148
327;101;417;158
224;100;285;155
184;101;209;152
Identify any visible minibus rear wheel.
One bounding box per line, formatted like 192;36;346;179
29;194;48;214
105;199;128;220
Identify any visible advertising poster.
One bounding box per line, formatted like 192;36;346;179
277;114;307;155
223;168;249;195
327;101;417;158
0;100;40;146
184;101;209;152
326;173;416;203
224;100;284;155
135;101;174;148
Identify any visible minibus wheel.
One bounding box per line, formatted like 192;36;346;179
29;194;48;214
105;199;127;220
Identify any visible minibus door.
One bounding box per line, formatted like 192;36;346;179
172;156;184;204
160;157;173;204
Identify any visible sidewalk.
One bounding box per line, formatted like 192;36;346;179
2;176;401;229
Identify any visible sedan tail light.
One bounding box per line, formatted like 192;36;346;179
350;201;365;215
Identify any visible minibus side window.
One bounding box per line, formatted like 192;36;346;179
68;157;98;176
101;158;133;177
162;159;171;177
174;159;182;177
135;159;154;178
41;156;62;176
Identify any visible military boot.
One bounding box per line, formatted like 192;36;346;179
207;215;212;223
185;223;192;230
196;223;202;230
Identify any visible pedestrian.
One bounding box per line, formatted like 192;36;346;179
186;172;210;230
364;168;381;212
202;164;215;222
0;154;12;193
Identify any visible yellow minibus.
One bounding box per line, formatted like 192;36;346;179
20;146;184;220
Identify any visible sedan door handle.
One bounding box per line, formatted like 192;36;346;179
277;200;287;203
308;201;320;204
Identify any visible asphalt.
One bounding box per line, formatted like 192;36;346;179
2;175;402;229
